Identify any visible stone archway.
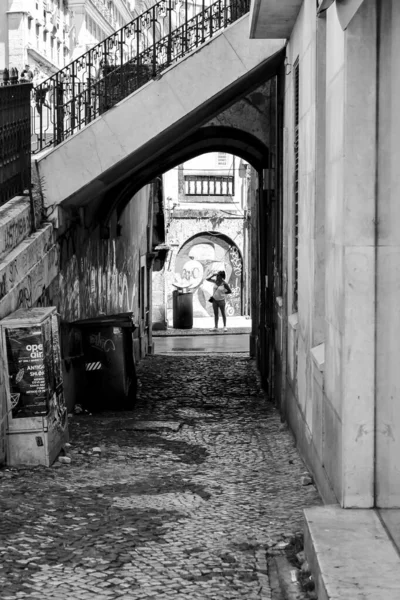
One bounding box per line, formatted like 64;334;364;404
174;233;243;318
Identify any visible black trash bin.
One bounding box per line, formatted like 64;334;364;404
71;313;137;411
172;290;193;329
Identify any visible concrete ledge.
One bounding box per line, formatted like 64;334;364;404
0;225;54;312
304;505;400;600
0;196;31;262
0;232;59;319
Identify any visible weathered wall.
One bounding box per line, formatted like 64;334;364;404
0;183;154;433
205;81;275;150
56;192;149;323
53;184;153;375
283;0;377;508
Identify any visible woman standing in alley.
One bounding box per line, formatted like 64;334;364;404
206;270;232;332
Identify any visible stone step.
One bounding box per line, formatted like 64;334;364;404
304;505;400;600
0;196;32;262
0;224;58;319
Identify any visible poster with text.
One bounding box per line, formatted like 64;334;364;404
5;327;49;418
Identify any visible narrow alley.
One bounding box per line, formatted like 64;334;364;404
0;349;321;600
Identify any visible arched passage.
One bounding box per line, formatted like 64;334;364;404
175;232;244;318
97;126;267;226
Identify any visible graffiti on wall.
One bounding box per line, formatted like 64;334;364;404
174;234;243;317
56;224;140;324
0;212;31;257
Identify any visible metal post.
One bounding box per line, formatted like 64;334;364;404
55;75;64;146
120;28;125;98
152;6;157;77
167;0;172;64
70;61;76;135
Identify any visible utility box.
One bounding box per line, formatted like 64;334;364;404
172;290;193;329
71;313;137;412
0;307;69;467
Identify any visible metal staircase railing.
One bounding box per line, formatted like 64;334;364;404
31;0;250;154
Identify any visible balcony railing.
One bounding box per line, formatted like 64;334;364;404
0;82;32;207
31;0;250;153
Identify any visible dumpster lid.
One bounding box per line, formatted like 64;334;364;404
71;312;136;329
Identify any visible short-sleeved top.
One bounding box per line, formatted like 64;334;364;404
213;283;228;301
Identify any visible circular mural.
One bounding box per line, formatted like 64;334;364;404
174;234;243;317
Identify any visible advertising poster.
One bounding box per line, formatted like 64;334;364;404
5;327;49;418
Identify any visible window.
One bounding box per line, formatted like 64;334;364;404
184;175;234;196
293;58;300;310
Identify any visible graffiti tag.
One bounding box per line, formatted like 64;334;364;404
229;246;242;276
2;214;31;254
89;333;116;353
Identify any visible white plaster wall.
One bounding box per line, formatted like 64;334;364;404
283;0;376;507
376;0;400;507
342;0;376;507
324;0;376;507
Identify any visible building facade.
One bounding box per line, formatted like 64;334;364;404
0;0;133;79
69;0;133;60
250;0;400;513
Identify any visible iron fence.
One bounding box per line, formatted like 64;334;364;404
31;0;250;153
0;82;32;207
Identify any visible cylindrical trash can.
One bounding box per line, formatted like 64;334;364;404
172;290;193;329
71;313;137;411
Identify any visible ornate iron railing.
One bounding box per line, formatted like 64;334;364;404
0;83;32;207
31;0;249;153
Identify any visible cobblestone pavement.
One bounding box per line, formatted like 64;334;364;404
0;353;321;599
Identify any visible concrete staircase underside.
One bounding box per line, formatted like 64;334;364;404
304;505;400;600
35;15;285;210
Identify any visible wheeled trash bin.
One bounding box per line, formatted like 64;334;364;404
172;289;193;329
71;313;137;411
